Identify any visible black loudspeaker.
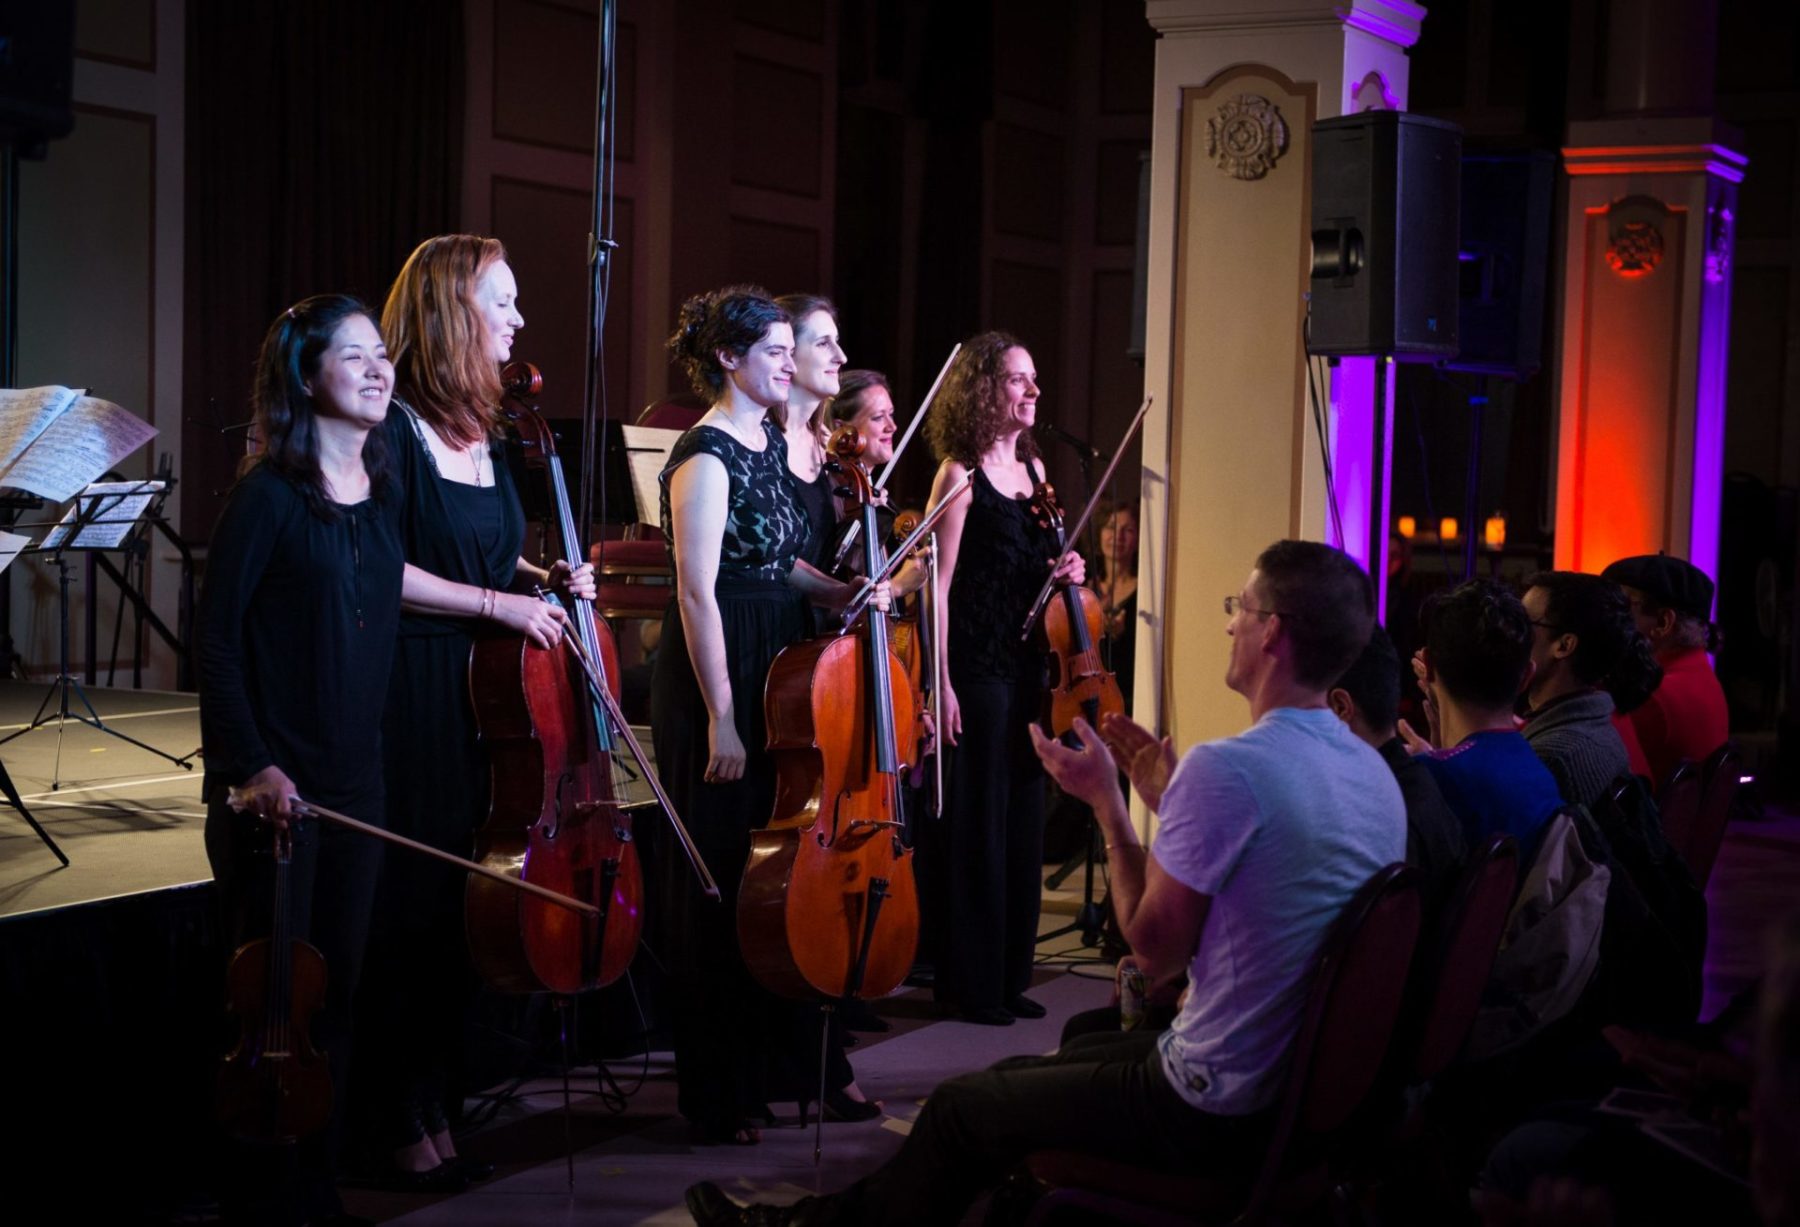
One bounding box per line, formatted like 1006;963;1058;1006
0;2;76;149
1307;111;1462;361
1447;151;1555;379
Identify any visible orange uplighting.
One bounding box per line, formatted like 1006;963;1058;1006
1396;515;1416;539
1439;517;1459;540
1485;513;1507;550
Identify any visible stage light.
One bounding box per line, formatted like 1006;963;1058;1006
1396;515;1416;539
1439;516;1459;540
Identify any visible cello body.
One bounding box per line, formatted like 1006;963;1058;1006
740;629;920;1001
738;428;921;1004
467;627;641;994
464;363;643;995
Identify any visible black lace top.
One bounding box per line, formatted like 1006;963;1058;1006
949;462;1061;683
659;419;807;583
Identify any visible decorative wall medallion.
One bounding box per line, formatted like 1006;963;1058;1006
1606;220;1665;278
1705;204;1733;284
1206;94;1288;181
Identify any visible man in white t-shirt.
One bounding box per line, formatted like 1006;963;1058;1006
686;540;1406;1227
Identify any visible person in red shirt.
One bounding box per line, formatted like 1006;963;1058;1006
1600;554;1729;787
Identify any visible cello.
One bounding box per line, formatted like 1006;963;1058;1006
739;426;920;1006
465;364;642;995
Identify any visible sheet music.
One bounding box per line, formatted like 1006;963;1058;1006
0;530;30;576
0;386;158;502
39;481;166;551
0;386;81;473
622;424;682;528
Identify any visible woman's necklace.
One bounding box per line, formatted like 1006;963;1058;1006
467;440;486;487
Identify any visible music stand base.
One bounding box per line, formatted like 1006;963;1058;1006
0;754;67;866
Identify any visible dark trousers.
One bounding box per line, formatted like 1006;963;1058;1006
920;676;1046;1009
811;1030;1270;1226
206;800;382;1225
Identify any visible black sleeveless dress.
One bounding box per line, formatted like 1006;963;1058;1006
649;418;812;1134
924;460;1062;1012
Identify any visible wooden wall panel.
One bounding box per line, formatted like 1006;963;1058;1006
994;0;1072;110
735;0;825;43
990;260;1064;373
491;178;634;425
494;0;599;153
731;56;823;196
992;124;1065;242
729;218;819;295
76;0;155;69
1095;139;1146;245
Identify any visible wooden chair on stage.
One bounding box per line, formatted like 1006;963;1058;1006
590;396;706;620
1016;863;1423;1226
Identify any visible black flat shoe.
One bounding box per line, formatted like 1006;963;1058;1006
822;1086;882;1122
1005;993;1047;1020
959;1004;1015;1026
686;1181;806;1227
447;1154;495;1182
353;1162;466;1194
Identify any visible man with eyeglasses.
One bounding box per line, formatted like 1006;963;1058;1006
685;540;1405;1226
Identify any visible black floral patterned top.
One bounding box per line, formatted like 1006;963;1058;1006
659;418;807;583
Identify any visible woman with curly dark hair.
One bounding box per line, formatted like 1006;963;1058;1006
1520;570;1664;806
652;284;882;1143
917;332;1084;1025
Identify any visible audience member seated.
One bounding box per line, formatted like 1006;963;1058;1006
1401;579;1564;865
1519;571;1664;810
1600;554;1729;788
685;540;1406;1227
1328;623;1467;914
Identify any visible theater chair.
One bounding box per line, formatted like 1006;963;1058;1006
1684;744;1741;890
1404;834;1519;1086
1016;863;1423;1226
1656;760;1704;867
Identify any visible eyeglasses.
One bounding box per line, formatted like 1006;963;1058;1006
1223;595;1278;619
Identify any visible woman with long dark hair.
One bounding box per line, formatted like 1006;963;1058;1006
653;285;882;1143
199;294;403;1224
356;234;594;1188
919;332;1083;1025
1520;570;1663;807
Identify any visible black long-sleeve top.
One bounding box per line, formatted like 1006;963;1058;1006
198;463;404;812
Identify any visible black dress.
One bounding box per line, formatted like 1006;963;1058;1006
924;461;1061;1012
649;419;811;1135
198;463;403;1224
358;403;526;1147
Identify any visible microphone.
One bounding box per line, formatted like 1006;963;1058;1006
1043;423;1101;461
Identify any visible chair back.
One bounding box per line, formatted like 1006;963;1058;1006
636;395;706;432
1408;834;1518;1083
1243;863;1422;1216
1687;744;1740;889
1656;759;1703;864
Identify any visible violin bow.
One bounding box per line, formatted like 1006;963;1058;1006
831;343;961;571
226;790;601;916
1018;397;1153;642
552;615;723;900
927;529;945;817
837;470;973;630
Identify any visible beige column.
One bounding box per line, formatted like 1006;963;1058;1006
1135;1;1427;789
1551;1;1740;591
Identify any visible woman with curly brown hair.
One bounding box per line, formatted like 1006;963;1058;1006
917;332;1084;1025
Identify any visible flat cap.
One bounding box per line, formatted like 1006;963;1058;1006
1601;554;1714;619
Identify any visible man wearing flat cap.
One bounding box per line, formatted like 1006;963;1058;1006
1600;554;1728;786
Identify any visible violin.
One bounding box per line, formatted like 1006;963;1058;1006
739;425;920;1003
466;364;642;994
1030;480;1125;741
216;825;332;1143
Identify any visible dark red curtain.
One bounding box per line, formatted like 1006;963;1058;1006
181;1;464;537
